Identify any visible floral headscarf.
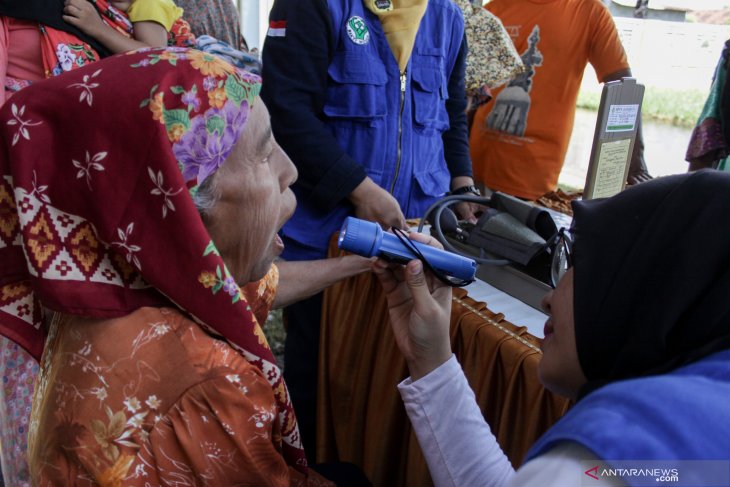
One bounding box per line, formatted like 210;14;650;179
0;47;307;470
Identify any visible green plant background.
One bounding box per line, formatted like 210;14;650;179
577;86;706;128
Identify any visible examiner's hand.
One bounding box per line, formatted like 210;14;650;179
349;177;407;230
372;232;453;380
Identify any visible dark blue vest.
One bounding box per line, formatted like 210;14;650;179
526;350;730;485
282;0;464;258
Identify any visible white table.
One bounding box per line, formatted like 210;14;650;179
464;278;547;338
413;224;548;338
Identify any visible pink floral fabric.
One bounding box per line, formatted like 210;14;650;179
0;336;37;486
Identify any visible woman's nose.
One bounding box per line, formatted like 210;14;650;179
540;291;553;315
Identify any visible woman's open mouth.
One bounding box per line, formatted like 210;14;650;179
543;320;554;340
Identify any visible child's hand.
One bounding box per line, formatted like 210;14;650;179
63;0;105;36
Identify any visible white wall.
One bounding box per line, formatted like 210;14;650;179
237;0;275;50
583;17;730;92
235;2;729;89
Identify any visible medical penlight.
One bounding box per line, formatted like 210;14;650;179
338;217;477;283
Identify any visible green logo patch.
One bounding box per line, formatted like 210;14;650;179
346;16;370;45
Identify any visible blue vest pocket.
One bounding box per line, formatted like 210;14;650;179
414;164;450;198
324;52;388;119
411;65;449;132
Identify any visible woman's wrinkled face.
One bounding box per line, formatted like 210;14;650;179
538;269;587;399
204;98;297;284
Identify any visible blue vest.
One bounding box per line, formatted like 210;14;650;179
525;350;730;484
282;0;464;259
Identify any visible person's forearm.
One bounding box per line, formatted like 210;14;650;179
443;34;472;179
87;24;155;53
273;255;373;308
451;175;475;191
399;357;515;487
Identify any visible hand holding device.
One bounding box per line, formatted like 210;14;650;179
338;217;477;285
348;178;407;230
371;234;453;380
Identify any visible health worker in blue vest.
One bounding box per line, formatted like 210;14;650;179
375;170;730;486
262;0;476;459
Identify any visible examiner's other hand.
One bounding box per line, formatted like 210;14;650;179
372;233;452;380
627;169;652;185
450;176;480;223
349;177;407;230
453;201;480;224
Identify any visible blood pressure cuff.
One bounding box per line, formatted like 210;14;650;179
466;192;558;266
490;192;557;239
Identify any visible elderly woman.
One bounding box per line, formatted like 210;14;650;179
374;171;730;486
0;48;370;485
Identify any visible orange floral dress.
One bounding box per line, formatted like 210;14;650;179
28;304;331;486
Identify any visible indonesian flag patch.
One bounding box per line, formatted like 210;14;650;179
267;20;286;37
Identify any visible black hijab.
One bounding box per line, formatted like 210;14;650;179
0;0;112;57
571;170;730;397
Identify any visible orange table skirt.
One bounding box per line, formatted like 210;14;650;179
317;243;571;486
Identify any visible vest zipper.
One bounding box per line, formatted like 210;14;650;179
389;69;407;194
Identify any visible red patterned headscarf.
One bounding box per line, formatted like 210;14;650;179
0;47;307;471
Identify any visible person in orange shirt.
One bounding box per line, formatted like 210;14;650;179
470;0;651;201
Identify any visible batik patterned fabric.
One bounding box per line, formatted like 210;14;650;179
196;34;261;74
1;13;190;486
29;302;334;485
453;0;523;106
40;25;99;77
241;263;280;326
686;50;730;169
3;76;33;94
0;336;38;485
176;0;247;50
0;47;307;472
168;17;196;48
0;18;109;487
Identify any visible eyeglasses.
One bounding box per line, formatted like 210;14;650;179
549;227;573;289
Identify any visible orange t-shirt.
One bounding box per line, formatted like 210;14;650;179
469;0;629;200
